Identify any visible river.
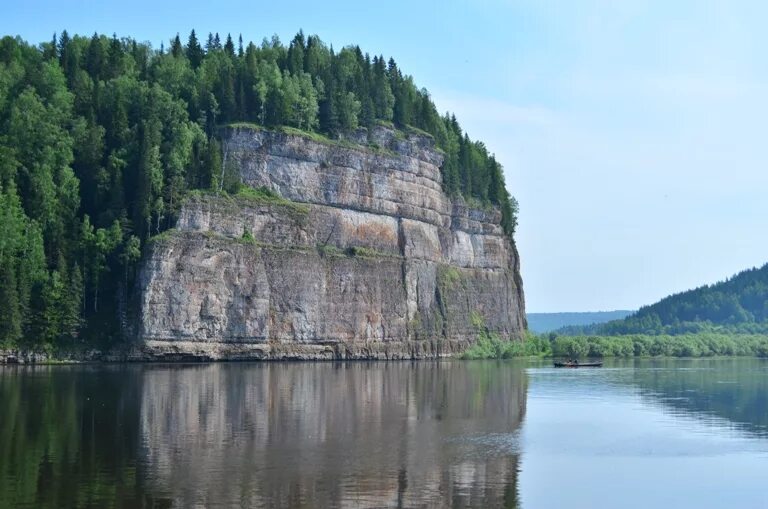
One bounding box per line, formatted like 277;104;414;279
1;358;766;508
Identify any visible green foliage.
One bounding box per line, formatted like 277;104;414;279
317;244;344;258
437;265;463;289
186;187;310;220
462;330;768;360
234;186;309;215
548;333;768;358
344;246;395;258
470;311;485;329
241;228;255;244
236;185;278;201
461;331;551;360
146;228;178;245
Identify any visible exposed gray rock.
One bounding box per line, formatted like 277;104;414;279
137;126;525;359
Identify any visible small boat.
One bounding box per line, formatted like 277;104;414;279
553;360;603;368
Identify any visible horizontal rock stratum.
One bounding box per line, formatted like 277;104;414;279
138;125;526;360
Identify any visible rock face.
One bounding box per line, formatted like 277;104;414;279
138;126;525;359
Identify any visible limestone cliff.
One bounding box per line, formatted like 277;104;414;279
137;125;525;359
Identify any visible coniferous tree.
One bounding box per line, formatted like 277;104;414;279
86;33;105;81
287;31;305;75
0;185;25;344
57;30;75;81
371;56;394;121
106;33;123;79
171;34;183;58
186;29;204;69
304;35;329;77
224;34;235;57
43;32;58;61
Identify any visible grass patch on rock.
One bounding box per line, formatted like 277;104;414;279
185;187;310;217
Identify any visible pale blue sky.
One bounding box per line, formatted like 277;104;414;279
4;0;767;312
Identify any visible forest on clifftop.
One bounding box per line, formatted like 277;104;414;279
0;30;519;349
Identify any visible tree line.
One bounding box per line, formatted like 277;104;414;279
461;330;768;359
0;30;518;349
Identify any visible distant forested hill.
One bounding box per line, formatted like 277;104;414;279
573;264;768;336
527;311;633;333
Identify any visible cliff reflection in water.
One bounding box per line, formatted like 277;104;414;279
139;361;526;508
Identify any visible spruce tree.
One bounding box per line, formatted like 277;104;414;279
171;34;183;58
287;31;306;75
86;33;105;81
43;32;57;61
107;33;123;79
186;29;204;69
224;34;235;57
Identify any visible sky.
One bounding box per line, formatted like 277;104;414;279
3;0;768;312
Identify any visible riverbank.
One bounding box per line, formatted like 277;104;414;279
5;332;768;364
0;347;137;365
0;339;470;364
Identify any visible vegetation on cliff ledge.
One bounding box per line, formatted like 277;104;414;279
461;331;552;360
0;30;519;350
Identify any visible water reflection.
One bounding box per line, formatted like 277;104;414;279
636;359;768;437
521;359;768;509
0;361;527;508
606;358;768;438
139;362;526;508
0;366;158;509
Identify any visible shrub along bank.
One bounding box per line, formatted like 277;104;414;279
460;331;768;360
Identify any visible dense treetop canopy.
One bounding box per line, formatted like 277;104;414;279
0;30;518;348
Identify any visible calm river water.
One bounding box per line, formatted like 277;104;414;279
1;358;767;508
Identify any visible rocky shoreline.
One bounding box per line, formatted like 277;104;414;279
0;337;474;364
